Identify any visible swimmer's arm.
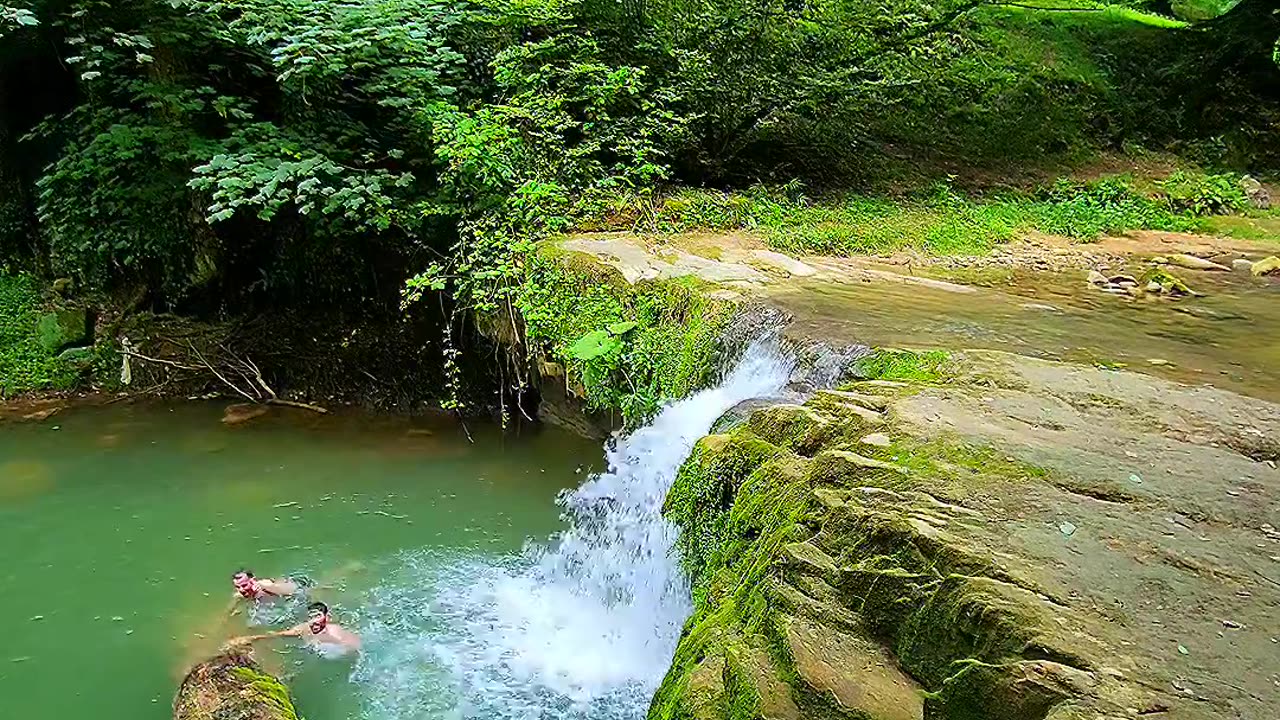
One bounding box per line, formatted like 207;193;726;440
260;578;298;596
228;624;306;645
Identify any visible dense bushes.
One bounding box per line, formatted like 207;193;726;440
1;0;1278;408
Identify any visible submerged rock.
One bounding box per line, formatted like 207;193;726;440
173;649;299;720
1155;253;1229;271
222;403;269;425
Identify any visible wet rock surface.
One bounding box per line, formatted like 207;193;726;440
173;649;299;720
654;353;1280;720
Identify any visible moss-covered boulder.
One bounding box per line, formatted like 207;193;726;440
173;649;300;720
652;379;1183;720
36;308;89;353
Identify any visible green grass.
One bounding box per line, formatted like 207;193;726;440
1195;209;1280;242
571;173;1219;258
996;1;1189;28
0;274;78;394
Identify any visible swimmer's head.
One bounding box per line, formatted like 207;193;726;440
232;569;256;596
307;602;329;634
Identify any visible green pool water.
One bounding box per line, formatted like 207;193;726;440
0;402;602;720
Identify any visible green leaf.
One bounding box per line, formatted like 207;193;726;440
567;330;621;361
607;321;638;335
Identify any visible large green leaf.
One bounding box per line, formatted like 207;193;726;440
567;330;622;361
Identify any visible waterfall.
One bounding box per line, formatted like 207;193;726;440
353;336;796;720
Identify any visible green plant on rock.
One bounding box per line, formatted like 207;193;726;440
0;274;77;393
515;254;732;427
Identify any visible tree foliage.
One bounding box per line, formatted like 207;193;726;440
0;0;1277;407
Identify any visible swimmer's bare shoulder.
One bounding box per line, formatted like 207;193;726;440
258;577;299;596
322;623;361;650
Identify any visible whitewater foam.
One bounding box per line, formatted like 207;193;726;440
353;337;795;719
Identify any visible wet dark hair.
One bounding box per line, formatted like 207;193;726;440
308;602;329;615
233;569;253;579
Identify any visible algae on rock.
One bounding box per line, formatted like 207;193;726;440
173;649;300;720
652;378;1177;720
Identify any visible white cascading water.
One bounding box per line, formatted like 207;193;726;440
351;337;795;719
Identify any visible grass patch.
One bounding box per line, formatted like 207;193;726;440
1195;209;1280;242
0;274;77;394
850;349;951;383
996;1;1189;28
571;172;1234;258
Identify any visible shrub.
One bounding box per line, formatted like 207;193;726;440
1031;177;1192;238
1158;170;1248;216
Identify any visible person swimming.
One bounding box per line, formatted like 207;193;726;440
228;602;362;654
230;569;301;604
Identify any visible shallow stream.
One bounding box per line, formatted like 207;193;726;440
773;268;1280;401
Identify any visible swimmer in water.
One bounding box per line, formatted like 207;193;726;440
227;569;300;612
229;602;362;654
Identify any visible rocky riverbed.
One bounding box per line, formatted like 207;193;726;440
652;351;1279;720
547;230;1280;719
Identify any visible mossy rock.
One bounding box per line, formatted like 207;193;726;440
723;638;801;720
773;613;924;720
657;385;1132;720
173;649;300;720
57;346;96;371
36;308;89;353
926;659;1093;720
1137;267;1192;296
747;404;838;455
807;450;910;490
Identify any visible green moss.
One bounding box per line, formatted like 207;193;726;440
230;666;301;720
517;252;734;427
877;437;1051;499
927;658;1073;720
1138;266;1192;295
851;349;951;383
0;274;79;394
665;432;784;589
656;386;1093;720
